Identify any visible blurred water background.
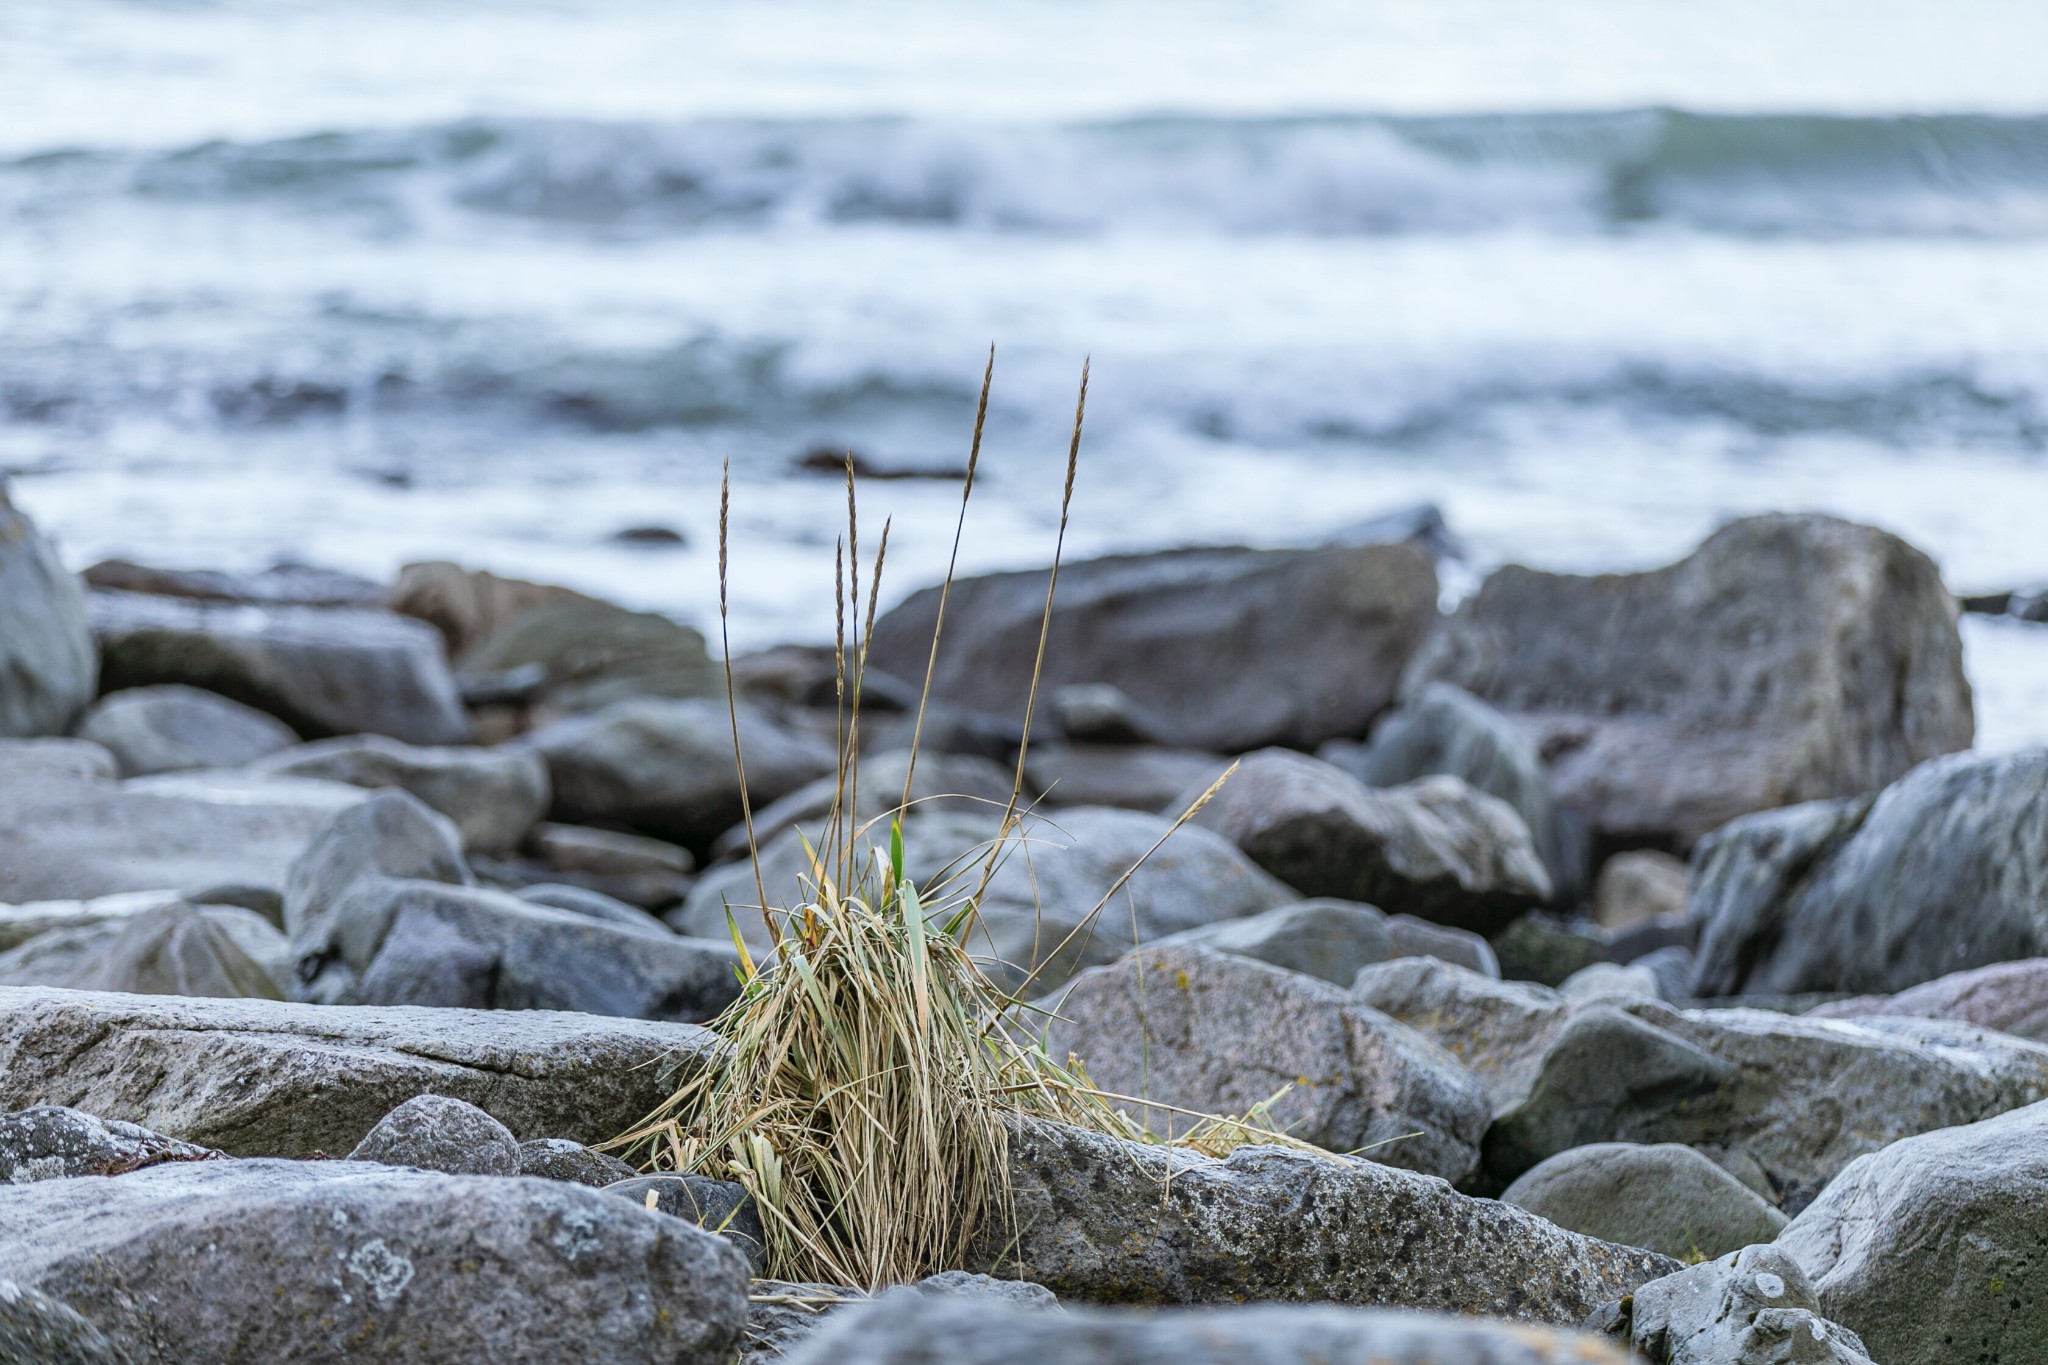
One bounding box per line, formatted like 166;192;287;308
4;0;2047;746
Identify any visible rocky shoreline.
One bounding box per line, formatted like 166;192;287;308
2;479;2044;1363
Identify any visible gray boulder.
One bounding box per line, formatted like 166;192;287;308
1812;957;2048;1041
604;1175;766;1276
0;1159;747;1364
984;1119;1673;1321
1404;513;1974;850
0;1106;218;1184
457;595;722;716
1023;744;1231;812
90;588;471;744
75;684;298;775
1621;1244;1875;1364
0;986;718;1157
282;788;474;944
69;901;285;999
388;561;588;660
529;822;696;909
1351;956;1573;1113
1777;1097;2048;1365
0;753;369;904
680;805;1294;994
518;1138;636;1188
1341;681;1582;902
82;558;384;608
0;489;96;739
1180;752;1549;935
252;734;550;852
348;1094;521;1176
783;1295;1633;1365
1041;945;1490;1181
522;698;837;853
1148;897;1498;985
0;1279;129;1365
1691;748;2048;996
1484;1001;2048;1204
1501;1142;1787;1261
867;542;1440;754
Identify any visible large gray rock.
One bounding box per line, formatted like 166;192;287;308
529;822;696;909
0;895;288;992
282;788;474;943
0;752;369;904
1042;946;1491;1181
1778;1097;2048;1365
0;986;718;1157
0;1159;747;1365
679;806;1294;994
74;684;297;776
867;542;1440;754
522;698;837;853
1181;752;1550;935
388;561;587;660
0;1279;128;1365
0;489;96;739
518;1138;636;1189
0;1106;218;1184
783;1295;1633;1365
1812;957;2048;1042
1341;681;1582;903
68;901;285;999
1691;748;2048;996
82;559;384;608
457;595;722;715
89;588;471;745
1405;514;1974;850
348;1094;521;1176
1351;956;1573;1113
1148;897;1498;985
1484;1001;2048;1205
1621;1244;1875;1365
1501;1142;1787;1261
253;734;549;852
984;1119;1673;1321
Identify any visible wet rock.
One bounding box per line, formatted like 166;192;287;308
605;1175;766;1275
522;698;837;854
1405;513;1974;850
784;1295;1632;1365
680;806;1293;994
253;733;551;852
1778;1096;2048;1365
70;901;285;999
74;684;298;776
83;559;384;608
530;822;695;908
1042;945;1491;1181
0;986;719;1157
348;1094;521;1176
513;883;672;935
90;588;472;744
1340;681;1584;904
1502;1142;1787;1261
982;1118;1673;1321
460;596;721;716
1148;897;1498;986
709;748;1015;862
1811;957;2048;1042
0;1159;747;1365
1620;1244;1875;1364
1351;957;1575;1113
1593;849;1690;931
1025;743;1231;812
1691;748;2048;996
867;542;1440;754
0;1106;219;1184
0;489;96;739
1182;751;1549;935
1484;1001;2048;1204
517;1138;636;1189
0;1279;129;1365
0;754;368;904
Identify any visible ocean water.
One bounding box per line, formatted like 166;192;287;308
4;0;2047;749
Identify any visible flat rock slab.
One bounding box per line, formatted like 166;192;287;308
985;1119;1673;1325
0;1159;746;1365
0;987;718;1157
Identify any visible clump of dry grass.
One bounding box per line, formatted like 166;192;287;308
615;353;1323;1290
